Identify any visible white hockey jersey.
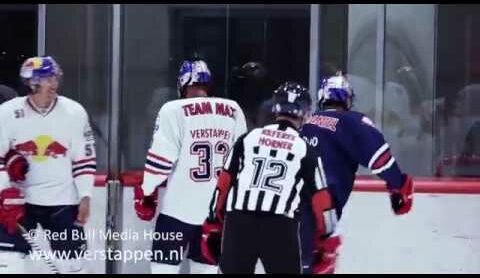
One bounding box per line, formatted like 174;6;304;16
142;97;247;225
0;96;96;206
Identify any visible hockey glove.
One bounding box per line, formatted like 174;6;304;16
312;235;342;274
5;149;29;182
389;174;414;215
134;185;159;221
0;187;26;235
200;217;223;265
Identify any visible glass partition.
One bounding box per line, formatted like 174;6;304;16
39;3;480;274
383;4;435;176
0;4;37;95
45;4;111;274
46;4;111;172
435;4;480;177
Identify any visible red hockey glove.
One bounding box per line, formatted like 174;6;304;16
0;187;26;235
134;185;159;221
389;175;414;215
312;235;342;274
5;149;29;182
200;217;223;265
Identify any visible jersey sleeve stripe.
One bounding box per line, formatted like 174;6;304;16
316;157;328;190
371;157;396;175
73;170;96;178
368;143;390;169
145;166;171;176
146;159;172;170
372;151;392;170
72;160;97;167
73;158;96;165
147;152;173;165
73;164;97;173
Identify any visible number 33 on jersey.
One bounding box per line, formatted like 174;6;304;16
141;97;247;225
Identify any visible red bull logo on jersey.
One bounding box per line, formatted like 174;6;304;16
14;135;67;162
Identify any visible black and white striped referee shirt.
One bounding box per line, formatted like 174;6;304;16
221;120;326;219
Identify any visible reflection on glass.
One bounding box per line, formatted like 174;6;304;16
0;5;37;94
121;4;310;171
347;4;378;175
45;4;111;274
347;4;378;122
435;4;480;177
227;4;310;129
46;4;111;172
120;4;228;171
383;4;435;176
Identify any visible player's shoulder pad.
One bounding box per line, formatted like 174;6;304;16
57;96;89;117
156;98;189;117
211;97;245;117
0;96;27;118
211;97;241;108
159;98;181;110
0;96;25;110
343;110;377;129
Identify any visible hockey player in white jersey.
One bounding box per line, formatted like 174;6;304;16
0;56;96;274
134;59;247;274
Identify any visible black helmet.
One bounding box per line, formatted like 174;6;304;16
272;81;311;118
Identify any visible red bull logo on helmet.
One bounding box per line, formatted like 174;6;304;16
15;135;67;162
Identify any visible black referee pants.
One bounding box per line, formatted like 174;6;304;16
219;211;302;274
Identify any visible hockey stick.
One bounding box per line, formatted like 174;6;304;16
16;223;61;274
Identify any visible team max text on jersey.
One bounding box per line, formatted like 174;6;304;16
182;101;237;119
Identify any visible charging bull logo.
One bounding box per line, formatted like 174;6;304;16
14;135;67;162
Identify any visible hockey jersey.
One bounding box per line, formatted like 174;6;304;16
141;97;247;225
300;109;406;217
0;96;96;206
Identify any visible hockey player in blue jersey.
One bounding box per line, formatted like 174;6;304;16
299;72;414;274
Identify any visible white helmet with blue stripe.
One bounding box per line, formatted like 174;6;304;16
177;59;212;97
317;71;354;110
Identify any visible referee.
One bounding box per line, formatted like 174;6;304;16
200;82;337;274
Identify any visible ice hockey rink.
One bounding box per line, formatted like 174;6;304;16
24;180;480;274
2;3;480;275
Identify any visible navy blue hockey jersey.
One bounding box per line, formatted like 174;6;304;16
300;109;406;217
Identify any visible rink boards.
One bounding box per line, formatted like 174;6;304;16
28;174;480;274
